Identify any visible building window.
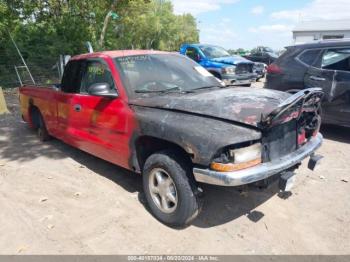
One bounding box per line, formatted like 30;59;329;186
322;35;344;40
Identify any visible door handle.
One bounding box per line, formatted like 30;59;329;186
309;76;326;81
74;104;82;112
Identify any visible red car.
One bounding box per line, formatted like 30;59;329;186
20;50;323;227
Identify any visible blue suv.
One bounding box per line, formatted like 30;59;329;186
180;44;256;86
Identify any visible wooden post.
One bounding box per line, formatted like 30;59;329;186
0;87;10;115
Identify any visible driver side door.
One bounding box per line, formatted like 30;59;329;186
75;58;129;165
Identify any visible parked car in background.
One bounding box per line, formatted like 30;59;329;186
265;40;350;127
253;62;267;81
19;50;323;227
244;46;278;65
180;44;256;86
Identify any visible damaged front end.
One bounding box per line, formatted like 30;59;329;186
259;88;323;163
193;88;324;187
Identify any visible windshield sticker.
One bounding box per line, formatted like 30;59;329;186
88;65;104;75
117;55;151;65
194;66;213;77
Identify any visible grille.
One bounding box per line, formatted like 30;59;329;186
262;120;297;162
236;63;253;74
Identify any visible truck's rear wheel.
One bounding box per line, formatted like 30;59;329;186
33;110;50;142
142;150;201;227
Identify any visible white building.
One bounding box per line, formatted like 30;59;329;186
293;19;350;44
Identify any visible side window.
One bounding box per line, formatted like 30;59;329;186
80;60;115;94
185;47;199;61
321;48;350;72
298;49;321;66
61;60;83;93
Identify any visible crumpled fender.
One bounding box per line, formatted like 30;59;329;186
132;106;262;166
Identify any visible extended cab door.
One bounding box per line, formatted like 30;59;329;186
55;60;85;145
304;47;350;126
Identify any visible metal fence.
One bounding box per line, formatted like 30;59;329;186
0;59;62;88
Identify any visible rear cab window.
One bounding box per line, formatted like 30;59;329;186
61;60;84;93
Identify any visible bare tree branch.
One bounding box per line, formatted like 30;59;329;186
99;0;118;49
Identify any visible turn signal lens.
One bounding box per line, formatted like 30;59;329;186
210;158;262;172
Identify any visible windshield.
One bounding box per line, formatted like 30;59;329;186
200;46;231;59
114;54;222;96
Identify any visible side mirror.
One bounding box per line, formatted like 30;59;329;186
88;83;118;98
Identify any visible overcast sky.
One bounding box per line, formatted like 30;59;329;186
170;0;350;50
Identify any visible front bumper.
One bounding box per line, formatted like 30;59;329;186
222;73;257;86
193;133;323;186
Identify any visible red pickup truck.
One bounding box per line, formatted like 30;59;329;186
20;50;324;227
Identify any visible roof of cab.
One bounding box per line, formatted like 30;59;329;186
71;50;171;60
181;43;217;48
286;40;350;50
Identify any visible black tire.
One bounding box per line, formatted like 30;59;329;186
35;110;51;142
242;83;252;87
142;150;202;227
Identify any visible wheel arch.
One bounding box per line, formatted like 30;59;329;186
132;135;193;173
208;70;222;79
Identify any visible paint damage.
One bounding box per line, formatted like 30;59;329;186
129;87;323;169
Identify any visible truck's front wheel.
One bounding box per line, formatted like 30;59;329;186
142;150;201;227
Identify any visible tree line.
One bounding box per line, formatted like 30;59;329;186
0;0;199;88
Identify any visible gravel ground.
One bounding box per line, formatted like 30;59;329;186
0;85;349;254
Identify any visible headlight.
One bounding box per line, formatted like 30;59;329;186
221;66;236;74
230;143;262;163
210;143;262;172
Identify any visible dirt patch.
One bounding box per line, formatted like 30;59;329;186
0;89;349;254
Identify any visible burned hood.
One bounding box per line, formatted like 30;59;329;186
211;56;253;65
129;87;291;127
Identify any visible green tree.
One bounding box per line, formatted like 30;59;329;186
0;0;199;88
